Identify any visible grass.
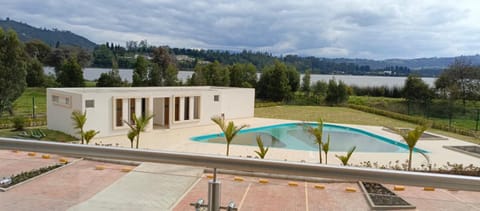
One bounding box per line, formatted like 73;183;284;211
9;87;46;116
255;105;480;144
0;127;77;142
350;95;480;132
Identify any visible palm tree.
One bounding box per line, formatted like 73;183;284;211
125;114;154;149
84;130;99;144
211;116;248;156
322;134;331;164
71;111;87;144
306;119;324;164
254;135;269;159
127;130;137;148
391;125;428;171
335;146;356;166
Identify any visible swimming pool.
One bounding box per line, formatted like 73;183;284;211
191;123;428;153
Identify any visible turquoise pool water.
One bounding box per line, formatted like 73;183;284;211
191;123;428;153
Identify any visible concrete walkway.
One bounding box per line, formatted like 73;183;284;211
69;163;203;211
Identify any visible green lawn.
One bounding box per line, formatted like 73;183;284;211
9;87;46;116
255;105;480;144
0;127;77;142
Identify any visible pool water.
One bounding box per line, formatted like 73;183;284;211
191;123;428;153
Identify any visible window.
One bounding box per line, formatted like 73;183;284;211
194;96;200;119
116;99;123;127
184;97;190;120
52;94;71;107
174;97;180;121
214;95;219;102
130;98;136;124
85;100;95;108
141;98;146;117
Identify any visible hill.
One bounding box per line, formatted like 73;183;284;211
0;18;96;50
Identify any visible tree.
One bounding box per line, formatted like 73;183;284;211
190;63;207;85
124;114;154;149
92;44;114;68
436;58;477;113
127;130;137;148
306;119;324;164
148;63;162;86
97;58;124;87
257;60;290;101
163;64;179;86
325;79;349;105
390;125;428;171
322;134;331;164
403;74;432;114
56;57;84;87
254;135;269;159
84;130;100;144
301;70;311;93
0;29;27;116
71;111;87;144
26;58;45;87
211;116;248;156
286;65;300;92
335;146;356;166
229;63;257;88
25;39;51;63
132;56;149;86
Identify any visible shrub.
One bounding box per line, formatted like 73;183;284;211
11;115;25;131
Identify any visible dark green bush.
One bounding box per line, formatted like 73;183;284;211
11;115;25;131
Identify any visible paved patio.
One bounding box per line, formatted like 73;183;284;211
0;151;132;211
174;174;480;211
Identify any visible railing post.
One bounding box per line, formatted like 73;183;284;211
208;168;221;211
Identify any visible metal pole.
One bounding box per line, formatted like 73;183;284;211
32;96;36;119
208;168;221;211
476;109;479;131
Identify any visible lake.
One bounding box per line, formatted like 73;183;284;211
44;67;436;88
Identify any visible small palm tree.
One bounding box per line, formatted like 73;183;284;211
211;116;248;156
335;146;356;166
84;130;99;144
127;130;137;148
391;125;428;171
125;114;154;149
322;134;331;164
306;119;324;164
254;135;269;159
71;111;87;144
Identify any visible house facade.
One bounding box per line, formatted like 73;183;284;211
47;86;255;138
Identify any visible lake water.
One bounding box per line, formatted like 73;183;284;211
44;67;436;88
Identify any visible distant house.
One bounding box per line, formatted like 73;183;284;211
47;86;254;138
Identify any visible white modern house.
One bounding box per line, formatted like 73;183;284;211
47;86;255;138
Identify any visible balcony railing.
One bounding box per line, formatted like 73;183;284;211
1;137;479;192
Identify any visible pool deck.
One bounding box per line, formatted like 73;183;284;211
93;117;480;169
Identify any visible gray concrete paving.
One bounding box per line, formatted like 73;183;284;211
69;163;203;211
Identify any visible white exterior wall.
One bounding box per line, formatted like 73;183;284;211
47;89;83;138
219;88;255;119
47;87;254;138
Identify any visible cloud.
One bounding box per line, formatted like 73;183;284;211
1;0;480;59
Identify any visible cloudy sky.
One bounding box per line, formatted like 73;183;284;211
2;0;480;59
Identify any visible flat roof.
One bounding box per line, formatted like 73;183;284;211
47;86;252;94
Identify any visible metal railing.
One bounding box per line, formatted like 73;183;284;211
0;137;479;192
